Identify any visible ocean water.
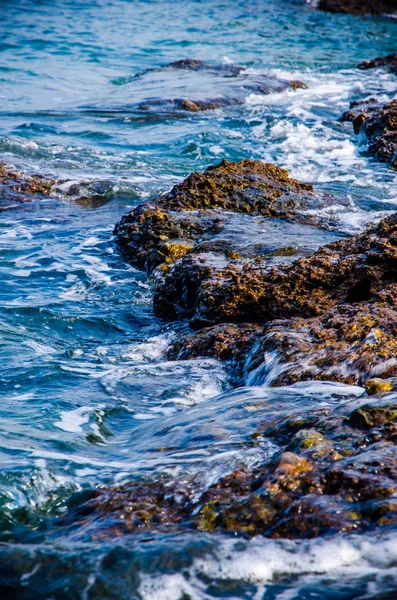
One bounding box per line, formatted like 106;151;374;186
1;0;397;598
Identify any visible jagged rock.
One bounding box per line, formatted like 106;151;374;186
115;159;319;271
115;159;346;327
341;98;397;168
116;159;397;387
160;211;397;329
245;300;397;387
167;322;263;377
0;162;54;209
317;0;397;16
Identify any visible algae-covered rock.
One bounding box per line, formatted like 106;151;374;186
0;162;54;208
115;159;321;272
365;377;396;395
159;211;397;330
245;300;397;387
62;395;397;540
116;159;397;387
167;322;263;370
116;159;348;327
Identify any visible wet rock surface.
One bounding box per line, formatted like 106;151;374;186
110;160;397;540
115;159;346;324
341;98;397;168
358;53;397;73
317;0;397;16
115;160;397;387
63;390;397;539
0;162;54;209
85;59;307;117
115;160;335;273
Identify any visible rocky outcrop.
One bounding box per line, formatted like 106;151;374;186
341;98;397;168
116;159;397;387
115;160;319;272
108;156;397;540
169;213;397;386
0;162;54;209
317;0;397;16
63;391;397;539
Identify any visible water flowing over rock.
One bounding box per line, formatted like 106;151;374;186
62;388;397;539
83;59;307;117
0;162;54;209
115;160;397;388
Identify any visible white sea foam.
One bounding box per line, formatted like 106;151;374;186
54;407;92;433
139;533;397;600
120;334;172;362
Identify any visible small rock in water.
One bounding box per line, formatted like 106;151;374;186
365;377;395;395
358;53;397;74
0;161;54;209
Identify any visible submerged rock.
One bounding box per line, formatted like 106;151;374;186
341;98;397;168
62;393;397;539
0;162;54;209
86;59;307;117
317;0;397;16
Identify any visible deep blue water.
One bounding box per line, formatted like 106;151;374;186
1;1;397;598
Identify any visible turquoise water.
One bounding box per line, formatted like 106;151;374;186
1;1;397;598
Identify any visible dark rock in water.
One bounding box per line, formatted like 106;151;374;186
164;213;397;386
0;162;54;209
137;96;243;113
85;59;307;117
341;98;397;168
168;58;245;76
61;393;397;539
317;0;397;16
358;53;397;73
